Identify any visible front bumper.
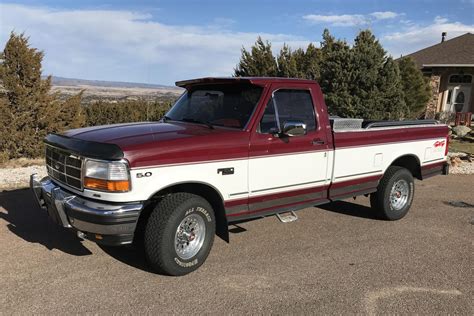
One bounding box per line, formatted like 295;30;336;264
30;174;143;246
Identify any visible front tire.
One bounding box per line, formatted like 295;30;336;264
144;193;215;276
370;166;414;220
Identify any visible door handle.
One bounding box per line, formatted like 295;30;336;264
312;138;325;145
217;168;234;175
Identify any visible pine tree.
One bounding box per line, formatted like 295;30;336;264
291;48;307;78
0;32;84;159
378;57;407;119
0;97;12;162
277;44;298;77
350;29;406;119
350;30;386;119
300;43;321;81
319;29;354;117
232;30;408;120
397;57;431;118
234;37;278;77
57;90;85;129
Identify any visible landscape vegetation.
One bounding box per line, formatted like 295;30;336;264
0;29;432;162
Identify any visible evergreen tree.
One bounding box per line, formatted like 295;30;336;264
319;29;354;117
397;56;431;118
0;97;11;162
350;30;386;119
291;48;307;78
232;30;408;120
277;44;298;77
57;91;86;129
300;43;321;81
350;29;406;119
0;32;84;159
234;37;278;76
378;57;407;119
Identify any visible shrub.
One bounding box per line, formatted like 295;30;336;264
84;100;172;126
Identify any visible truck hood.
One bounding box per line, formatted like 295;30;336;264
63;121;216;147
61;121;249;168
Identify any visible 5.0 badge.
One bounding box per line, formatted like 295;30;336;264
136;172;152;178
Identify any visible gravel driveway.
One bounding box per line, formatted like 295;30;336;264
0;175;472;314
0;165;47;190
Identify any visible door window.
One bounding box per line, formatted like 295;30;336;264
259;89;316;133
455;91;465;104
454;91;466;112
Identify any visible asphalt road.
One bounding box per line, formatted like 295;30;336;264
1;175;473;314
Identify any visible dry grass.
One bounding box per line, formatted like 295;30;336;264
449;139;474;154
0;158;44;168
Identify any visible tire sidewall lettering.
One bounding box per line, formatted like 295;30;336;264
184;206;212;222
174;257;198;268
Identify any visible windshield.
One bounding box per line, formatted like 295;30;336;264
165;84;263;129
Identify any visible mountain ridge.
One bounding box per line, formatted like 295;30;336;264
49;76;180;90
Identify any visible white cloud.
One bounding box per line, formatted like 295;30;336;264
303;11;403;27
303;14;367;27
433;16;449;24
382;16;474;57
370;11;400;20
0;3;311;85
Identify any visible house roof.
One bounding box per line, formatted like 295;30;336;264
405;33;474;68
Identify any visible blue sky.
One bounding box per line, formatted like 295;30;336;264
1;0;473;85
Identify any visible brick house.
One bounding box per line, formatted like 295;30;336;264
404;33;474;119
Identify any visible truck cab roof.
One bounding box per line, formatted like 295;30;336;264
175;77;318;88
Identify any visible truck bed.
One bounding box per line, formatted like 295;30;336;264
328;119;449;200
330;117;439;131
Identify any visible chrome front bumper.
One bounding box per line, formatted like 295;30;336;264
30;174;143;245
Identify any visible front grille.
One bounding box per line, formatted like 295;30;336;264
45;145;83;190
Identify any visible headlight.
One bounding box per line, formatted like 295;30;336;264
84;160;130;192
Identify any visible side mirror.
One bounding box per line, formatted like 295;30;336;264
282;120;307;137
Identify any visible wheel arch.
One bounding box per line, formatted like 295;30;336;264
140;181;229;242
388;154;422;180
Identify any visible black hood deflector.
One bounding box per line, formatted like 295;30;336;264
44;133;124;160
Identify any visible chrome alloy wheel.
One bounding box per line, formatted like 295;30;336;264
174;213;206;260
390;179;409;210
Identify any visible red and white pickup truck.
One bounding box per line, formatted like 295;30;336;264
31;77;449;275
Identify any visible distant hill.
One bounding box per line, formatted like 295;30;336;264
50;76;180;90
48;76;182;103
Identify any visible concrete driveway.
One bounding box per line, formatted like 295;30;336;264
0;175;472;314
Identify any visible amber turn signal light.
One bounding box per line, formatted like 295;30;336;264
84;177;130;192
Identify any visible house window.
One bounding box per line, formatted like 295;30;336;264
449;74;472;84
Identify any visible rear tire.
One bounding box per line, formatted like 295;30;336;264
370;166;414;220
144;193;215;276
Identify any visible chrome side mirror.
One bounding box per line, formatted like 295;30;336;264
282;120;307;137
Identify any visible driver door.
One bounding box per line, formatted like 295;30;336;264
247;85;330;214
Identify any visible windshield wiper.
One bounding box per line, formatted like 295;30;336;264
181;117;214;129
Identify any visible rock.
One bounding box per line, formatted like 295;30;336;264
450;156;463;167
452;125;471;137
